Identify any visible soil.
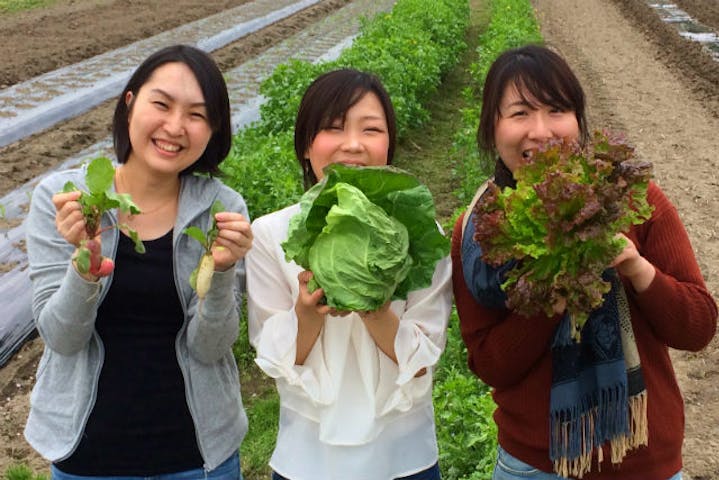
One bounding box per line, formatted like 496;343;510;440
675;0;719;33
0;0;718;478
534;0;719;478
0;0;352;198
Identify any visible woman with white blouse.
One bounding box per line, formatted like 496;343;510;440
246;69;453;480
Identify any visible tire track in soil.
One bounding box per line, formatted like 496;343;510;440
674;0;719;33
0;0;351;198
532;0;719;478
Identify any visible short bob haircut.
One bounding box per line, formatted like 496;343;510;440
477;44;589;155
112;44;231;176
294;68;397;190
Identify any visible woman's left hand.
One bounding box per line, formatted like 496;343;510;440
357;300;394;322
611;233;656;293
211;212;253;271
357;300;400;363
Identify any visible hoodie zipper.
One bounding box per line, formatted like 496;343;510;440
58;212;119;461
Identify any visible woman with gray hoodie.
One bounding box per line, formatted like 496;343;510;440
24;45;252;480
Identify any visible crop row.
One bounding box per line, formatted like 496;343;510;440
220;0;470;221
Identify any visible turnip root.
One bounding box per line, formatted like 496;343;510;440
183;200;225;302
195;253;215;299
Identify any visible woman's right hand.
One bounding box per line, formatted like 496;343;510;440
53;190;112;281
52;190;86;247
295;270;332;321
294;271;330;364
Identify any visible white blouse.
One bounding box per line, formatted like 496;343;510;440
247;203;453;480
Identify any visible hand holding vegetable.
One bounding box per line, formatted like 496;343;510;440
53;190;113;280
211;211;253;271
58;157;144;281
295;270;332;320
184;201;252;300
611;233;656;292
53;190;89;247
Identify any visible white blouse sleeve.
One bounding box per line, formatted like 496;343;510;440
372;255;453;416
246;210;334;405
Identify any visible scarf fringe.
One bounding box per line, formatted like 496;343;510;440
551;391;648;479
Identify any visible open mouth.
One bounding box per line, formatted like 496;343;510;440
339;160;365;167
154;139;182;153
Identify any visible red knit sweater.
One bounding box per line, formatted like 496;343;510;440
451;182;717;479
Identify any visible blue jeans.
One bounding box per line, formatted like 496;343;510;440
493;446;681;480
51;452;241;480
272;462;441;480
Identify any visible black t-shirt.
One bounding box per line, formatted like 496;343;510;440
56;230;203;475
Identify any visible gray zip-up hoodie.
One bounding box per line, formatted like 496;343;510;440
24;165;249;471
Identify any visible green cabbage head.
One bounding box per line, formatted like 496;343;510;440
282;163;449;311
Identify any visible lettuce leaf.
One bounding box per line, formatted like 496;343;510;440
282;163;449;311
472;130;654;333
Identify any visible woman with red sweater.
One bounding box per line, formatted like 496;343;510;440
451;44;717;480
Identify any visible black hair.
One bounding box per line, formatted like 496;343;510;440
477;44;589;154
294;68;397;190
112;44;231;176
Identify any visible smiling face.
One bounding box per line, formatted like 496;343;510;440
306;92;390;181
494;83;580;173
125;62;212;177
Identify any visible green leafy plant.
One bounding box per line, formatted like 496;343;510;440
221;129;302;221
183;199;225;299
473;131;654;337
3;463;48;480
282;163;449;311
62;156;144;277
434;367;497;480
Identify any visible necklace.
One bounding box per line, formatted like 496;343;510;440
115;166;178;217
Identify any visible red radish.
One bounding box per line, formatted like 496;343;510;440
63;157;145;282
86;239;102;273
74;238;114;278
93;257;115;277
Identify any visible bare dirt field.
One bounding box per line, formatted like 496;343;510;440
0;0;351;198
0;0;718;478
534;0;719;478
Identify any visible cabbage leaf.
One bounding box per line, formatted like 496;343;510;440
282;163;449;311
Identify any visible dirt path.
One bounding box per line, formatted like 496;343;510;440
533;0;719;478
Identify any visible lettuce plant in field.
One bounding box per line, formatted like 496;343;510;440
473;131;654;336
282;163;449;311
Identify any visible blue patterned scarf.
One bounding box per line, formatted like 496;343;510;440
461;175;648;478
